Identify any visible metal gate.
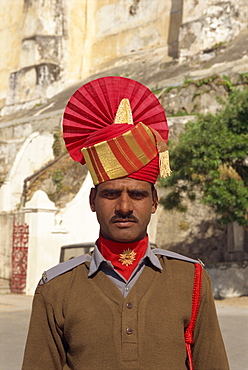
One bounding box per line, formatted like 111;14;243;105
11;214;29;294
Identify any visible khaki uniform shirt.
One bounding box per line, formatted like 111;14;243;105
22;247;229;369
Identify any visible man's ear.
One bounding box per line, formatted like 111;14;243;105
89;188;96;212
151;188;158;214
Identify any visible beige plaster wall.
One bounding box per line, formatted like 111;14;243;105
1;0;247;111
0;1;24;102
180;0;248;59
65;0;90;82
66;0;172;79
0;0;173;109
91;15;171;71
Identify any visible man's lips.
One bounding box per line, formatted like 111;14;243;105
112;220;136;228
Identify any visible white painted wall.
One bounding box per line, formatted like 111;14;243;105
24;173;99;295
25;190;59;295
57;172;99;246
0;132;54;212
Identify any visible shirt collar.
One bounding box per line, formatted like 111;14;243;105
88;242;162;277
147;246;163;270
89;244;106;276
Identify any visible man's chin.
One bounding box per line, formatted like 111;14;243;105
106;231;145;243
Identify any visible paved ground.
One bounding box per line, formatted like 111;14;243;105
215;298;248;370
0;294;32;370
0;294;247;370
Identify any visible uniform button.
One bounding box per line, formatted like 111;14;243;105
126;328;133;335
126;302;133;309
125;285;130;292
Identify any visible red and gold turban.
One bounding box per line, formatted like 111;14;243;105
63;76;171;185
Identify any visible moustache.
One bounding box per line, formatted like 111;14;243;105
110;214;138;223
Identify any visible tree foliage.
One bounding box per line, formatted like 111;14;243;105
159;88;248;227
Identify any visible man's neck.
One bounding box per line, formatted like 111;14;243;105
97;234;148;254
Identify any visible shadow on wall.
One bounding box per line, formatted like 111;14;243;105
206;261;248;298
167;0;183;59
163;219;228;264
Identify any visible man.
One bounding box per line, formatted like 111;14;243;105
22;77;229;369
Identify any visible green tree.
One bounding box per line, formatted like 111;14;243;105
160;88;248;227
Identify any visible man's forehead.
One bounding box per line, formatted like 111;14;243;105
97;177;151;191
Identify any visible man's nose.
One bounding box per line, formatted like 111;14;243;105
115;193;133;215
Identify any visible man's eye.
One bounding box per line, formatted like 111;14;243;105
130;192;147;199
102;192;119;199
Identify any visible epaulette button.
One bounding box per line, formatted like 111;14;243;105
42;271;48;281
198;259;205;267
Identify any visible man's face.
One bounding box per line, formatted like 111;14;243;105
90;177;158;243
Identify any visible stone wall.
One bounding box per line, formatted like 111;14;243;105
90;0;171;70
0;138;25;182
0;108;62;181
180;0;248;61
155;187;227;264
1;0;66;115
1;0;247;114
0;132;54;212
206;261;248;298
0;1;23;102
160;73;248;116
0;213;14;280
0;0;173;114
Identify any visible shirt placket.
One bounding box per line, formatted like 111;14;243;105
121;297;138;362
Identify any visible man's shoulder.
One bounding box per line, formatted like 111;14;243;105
152;248;203;265
39;253;92;285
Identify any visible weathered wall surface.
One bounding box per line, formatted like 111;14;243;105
0;0;173;114
90;0;171;70
0;132;54;212
207;261;248;298
0;138;25;181
2;0;66;114
1;0;247;115
160;73;248;116
0;2;24;102
180;0;248;60
0;213;14;280
155;187;227;264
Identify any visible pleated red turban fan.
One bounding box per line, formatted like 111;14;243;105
63;76;171;185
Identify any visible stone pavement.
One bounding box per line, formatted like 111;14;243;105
0;294;32;370
215;297;248;370
0;293;247;370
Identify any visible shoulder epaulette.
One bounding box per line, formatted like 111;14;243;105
40;253;92;285
152;248;204;265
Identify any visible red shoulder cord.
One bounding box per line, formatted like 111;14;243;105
184;263;203;370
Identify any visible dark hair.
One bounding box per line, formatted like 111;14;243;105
150;183;155;192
